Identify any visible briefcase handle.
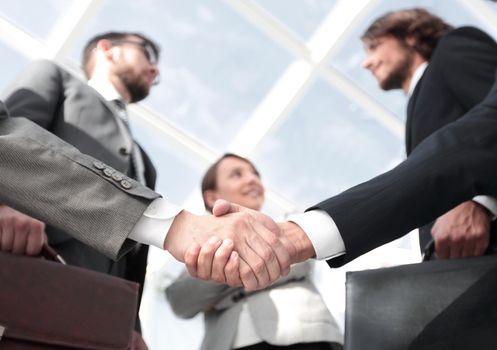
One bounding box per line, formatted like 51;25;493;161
40;243;67;265
422;240;436;262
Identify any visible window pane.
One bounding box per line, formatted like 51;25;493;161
0;43;30;93
252;78;403;209
255;0;337;39
0;0;75;40
329;0;496;120
71;0;292;150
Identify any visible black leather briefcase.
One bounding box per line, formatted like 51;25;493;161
345;243;497;350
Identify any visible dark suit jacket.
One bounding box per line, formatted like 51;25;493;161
406;27;497;249
3;60;155;316
313;68;497;268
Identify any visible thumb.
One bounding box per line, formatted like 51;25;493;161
212;199;242;217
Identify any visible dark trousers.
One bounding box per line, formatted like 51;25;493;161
237;341;337;350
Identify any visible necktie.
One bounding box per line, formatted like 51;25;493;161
112;100;146;185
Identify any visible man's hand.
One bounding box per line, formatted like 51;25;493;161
164;200;291;291
182;202;316;290
432;200;491;259
184;238;244;288
0;205;47;256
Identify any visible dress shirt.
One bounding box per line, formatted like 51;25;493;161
88;75;182;249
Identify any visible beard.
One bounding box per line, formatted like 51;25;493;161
115;65;150;103
379;51;414;91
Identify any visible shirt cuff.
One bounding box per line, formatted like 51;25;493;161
287;209;345;260
473;195;497;220
128;198;183;249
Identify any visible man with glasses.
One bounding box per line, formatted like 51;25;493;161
1;31;161;350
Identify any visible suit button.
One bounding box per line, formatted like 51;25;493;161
103;168;114;177
93;161;105;170
120;180;132;189
119;147;130;156
112;173;124;181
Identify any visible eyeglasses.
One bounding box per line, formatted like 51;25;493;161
111;40;159;65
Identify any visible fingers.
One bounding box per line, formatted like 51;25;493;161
238;259;258;291
0;206;47;256
244;220;282;285
461;239;476;258
213;201;290;284
25;222;47;256
432;201;492;259
184;243;201;278
225;252;242;287
12;222;28;255
211;239;234;283
256;224;291;277
448;241;463;259
184;237;235;283
0;219;14;252
473;234;489;256
196;237;222;280
212;199;239;217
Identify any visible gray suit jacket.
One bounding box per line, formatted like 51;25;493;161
0;98;159;261
167;262;343;350
2;60;157;323
4;60;153;273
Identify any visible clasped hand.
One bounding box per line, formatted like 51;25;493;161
170;200;298;291
0;205;47;256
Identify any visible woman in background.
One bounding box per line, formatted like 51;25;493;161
166;153;342;350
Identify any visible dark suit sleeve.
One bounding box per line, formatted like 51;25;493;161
311;76;497;267
4;60;65;129
436;27;497;110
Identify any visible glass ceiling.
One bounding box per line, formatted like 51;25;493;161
2;1;496;348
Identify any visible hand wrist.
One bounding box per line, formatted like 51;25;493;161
279;221;316;263
164;210;197;260
471;200;492;219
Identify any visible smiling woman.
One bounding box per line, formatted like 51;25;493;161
166;153;343;350
201;154;265;213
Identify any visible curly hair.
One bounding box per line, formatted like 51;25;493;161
361;8;453;60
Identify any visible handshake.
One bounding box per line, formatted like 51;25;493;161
165;200;317;291
0;200;316;291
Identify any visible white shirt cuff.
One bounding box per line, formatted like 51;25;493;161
473;195;497;220
287;210;345;260
128;198;183;249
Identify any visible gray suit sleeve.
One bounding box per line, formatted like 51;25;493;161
166;262;312;318
0;103;160;260
166;271;235;319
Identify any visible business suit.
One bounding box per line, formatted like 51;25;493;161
0;102;158;259
3;60;155;317
315;67;497;267
167;261;342;350
406;27;497;249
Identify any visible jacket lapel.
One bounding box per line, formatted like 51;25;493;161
405;76;423;154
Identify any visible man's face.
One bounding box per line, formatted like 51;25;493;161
362;36;415;91
210;157;265;211
112;36;160;102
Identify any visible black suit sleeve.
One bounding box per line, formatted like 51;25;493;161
311;76;497;267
